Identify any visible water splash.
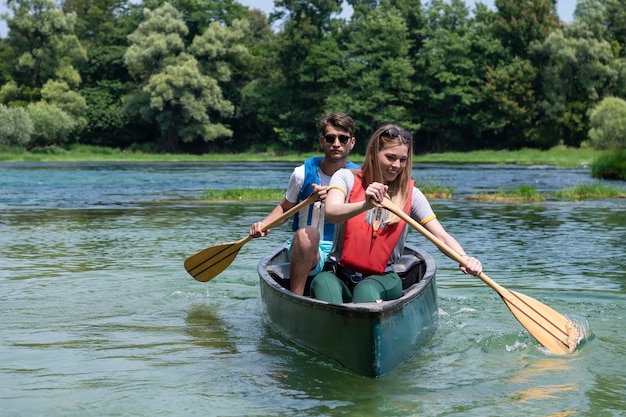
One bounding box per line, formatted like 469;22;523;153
565;314;593;352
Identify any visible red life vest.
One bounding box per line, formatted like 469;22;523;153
338;171;414;275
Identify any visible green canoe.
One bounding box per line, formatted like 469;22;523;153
257;244;438;378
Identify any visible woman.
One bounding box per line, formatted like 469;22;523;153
310;124;482;303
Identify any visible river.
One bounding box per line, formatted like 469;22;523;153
1;161;624;416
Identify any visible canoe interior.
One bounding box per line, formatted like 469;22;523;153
258;244;438;377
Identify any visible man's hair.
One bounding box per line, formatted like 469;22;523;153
319;112;355;136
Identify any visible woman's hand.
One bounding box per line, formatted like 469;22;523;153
365;182;388;206
459;255;482;276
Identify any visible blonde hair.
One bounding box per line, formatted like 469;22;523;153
360;124;413;223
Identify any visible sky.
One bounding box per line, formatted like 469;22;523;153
239;0;577;22
0;0;577;38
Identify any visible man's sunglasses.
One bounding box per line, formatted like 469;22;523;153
323;134;352;145
383;128;413;140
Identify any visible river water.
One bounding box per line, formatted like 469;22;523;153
1;161;624;416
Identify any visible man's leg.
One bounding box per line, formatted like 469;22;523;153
289;227;320;295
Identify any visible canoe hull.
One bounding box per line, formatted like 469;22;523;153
257;245;438;377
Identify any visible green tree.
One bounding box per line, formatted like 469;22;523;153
493;0;560;59
61;0;142;84
0;104;33;147
413;0;491;151
265;0;345;150
588;96;626;150
488;0;560;149
80;80;130;147
27;102;77;146
123;2;243;151
40;79;88;132
326;1;415;151
535;0;622;147
602;0;626;58
4;0;86;88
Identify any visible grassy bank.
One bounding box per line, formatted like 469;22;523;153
472;183;626;202
0;144;602;168
201;182;625;202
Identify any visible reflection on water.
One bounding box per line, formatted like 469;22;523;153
0;162;624;416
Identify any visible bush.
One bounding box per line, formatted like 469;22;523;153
0;105;33;147
591;150;626;180
27;102;77;147
588;97;626;150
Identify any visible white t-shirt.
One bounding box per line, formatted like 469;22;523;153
284;164;332;237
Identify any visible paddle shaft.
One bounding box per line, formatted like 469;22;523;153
378;198;503;292
258;193;319;234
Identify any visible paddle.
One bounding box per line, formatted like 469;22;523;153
376;197;581;355
184;193;319;282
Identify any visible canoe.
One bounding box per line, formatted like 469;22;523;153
256;244;438;378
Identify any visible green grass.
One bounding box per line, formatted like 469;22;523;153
413;146;600;168
0;144;604;168
555;183;626;200
415;180;454;199
473;183;625;202
200;183;453;201
473;185;545;202
201;188;284;201
203;183;624;202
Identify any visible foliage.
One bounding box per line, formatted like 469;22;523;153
0;104;33;147
555;182;626;199
201;188;284;201
588;96;626;150
535;0;623;147
474;183;625;201
122;2;246;151
4;0;86;88
0;0;625;154
26;101;77;146
591;149;626;180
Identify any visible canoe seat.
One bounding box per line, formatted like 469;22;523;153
267;263;290;282
266;254;425;291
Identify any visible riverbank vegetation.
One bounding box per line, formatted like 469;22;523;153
201;182;625;203
1;0;625;161
0;143;602;168
473;183;626;202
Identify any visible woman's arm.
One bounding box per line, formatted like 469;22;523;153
423;218;483;276
324;187;371;223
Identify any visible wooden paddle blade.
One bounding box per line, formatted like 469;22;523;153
499;287;581;354
184;192;318;283
184;237;250;282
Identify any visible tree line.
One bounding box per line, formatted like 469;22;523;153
0;0;625;155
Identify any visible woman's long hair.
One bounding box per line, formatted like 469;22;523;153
360;124;413;223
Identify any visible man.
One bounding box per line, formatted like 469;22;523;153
250;112;358;295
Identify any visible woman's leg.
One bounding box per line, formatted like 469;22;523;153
352;272;403;303
310;271;352;303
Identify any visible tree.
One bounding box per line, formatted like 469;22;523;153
80;80;130;147
325;1;415;152
27;102;77;146
61;0;141;84
413;0;488;151
588;96;626;150
264;0;345;150
535;0;622;147
4;0;86;88
0;104;33;147
123;2;244;151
